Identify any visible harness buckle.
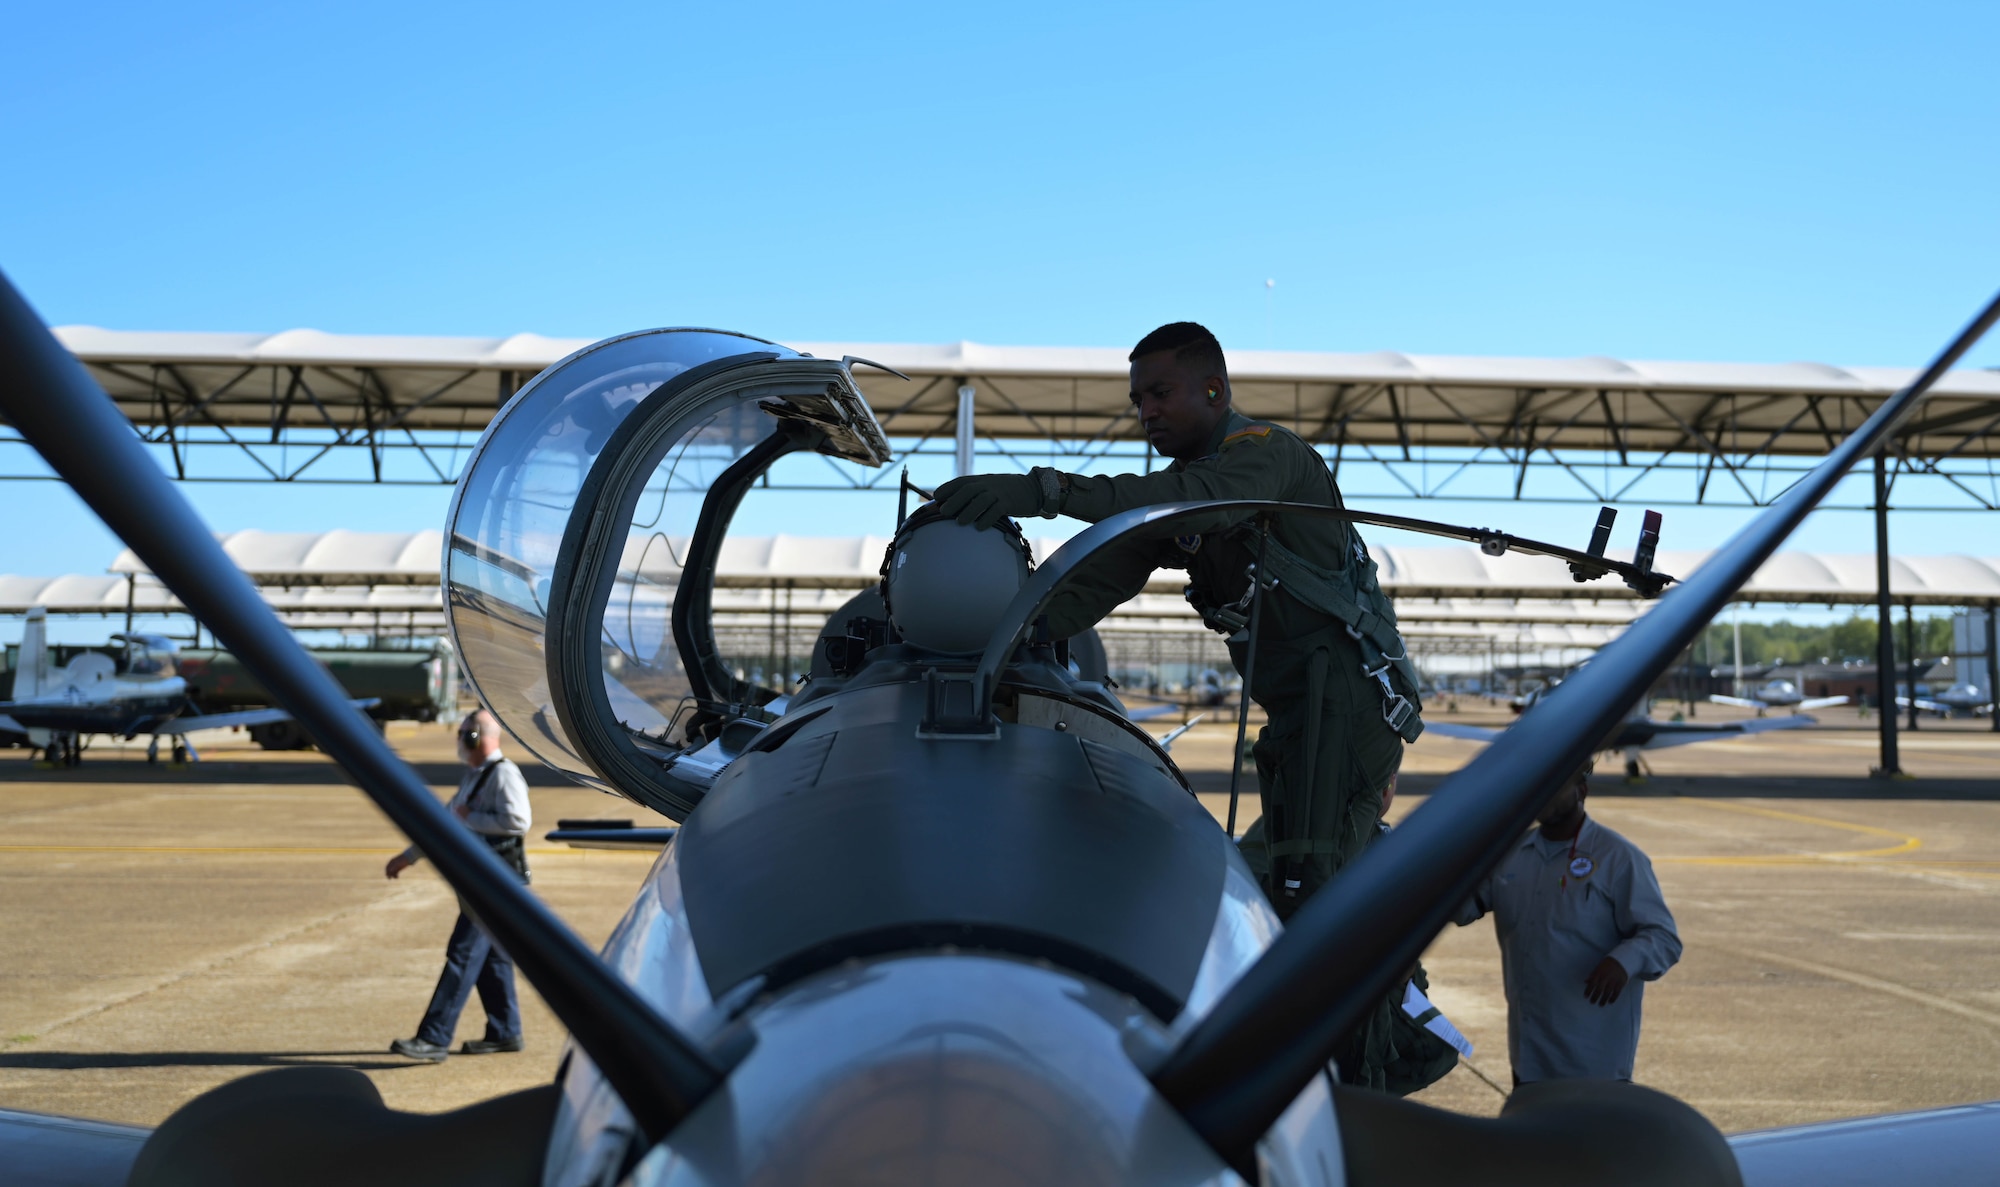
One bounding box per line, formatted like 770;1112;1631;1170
1211;608;1249;634
1381;693;1417;733
1186;583;1248;635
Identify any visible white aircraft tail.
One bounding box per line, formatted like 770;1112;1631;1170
14;607;50;700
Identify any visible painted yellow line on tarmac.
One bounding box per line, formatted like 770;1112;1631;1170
1658;798;1924;866
1718;945;2000;1031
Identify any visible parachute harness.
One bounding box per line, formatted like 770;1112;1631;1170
1188;523;1424;744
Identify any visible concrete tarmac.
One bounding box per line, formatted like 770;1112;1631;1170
0;722;671;1126
3;708;1999;1139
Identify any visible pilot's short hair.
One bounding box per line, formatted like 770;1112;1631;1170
1130;322;1228;381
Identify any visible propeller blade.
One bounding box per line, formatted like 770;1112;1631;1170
0;269;730;1144
1145;286;2000;1166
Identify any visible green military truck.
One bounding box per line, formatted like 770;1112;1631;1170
176;639;460;749
2;637;459;750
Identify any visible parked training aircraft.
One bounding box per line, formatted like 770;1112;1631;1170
1130;667;1236;711
1902;682;1996;717
0;607;370;765
3;270;1999;1186
1709;678;1850;716
1429;682;1816;779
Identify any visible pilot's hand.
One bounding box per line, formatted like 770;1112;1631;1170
934;473;1043;530
1583;956;1630;1005
385;853;417;880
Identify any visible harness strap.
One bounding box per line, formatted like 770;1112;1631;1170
1254;536;1404;659
462;763;530;882
1252;532;1426;743
1273;645;1333;901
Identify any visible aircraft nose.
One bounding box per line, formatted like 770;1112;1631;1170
634;955;1235;1185
743;1042;1126;1186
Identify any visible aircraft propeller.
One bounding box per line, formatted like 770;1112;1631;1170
0;269;736;1145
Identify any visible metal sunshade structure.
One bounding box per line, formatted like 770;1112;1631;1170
19;331;2000;768
60;528;2000;606
28;326;2000;509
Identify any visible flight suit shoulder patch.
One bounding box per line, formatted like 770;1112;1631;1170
1220;423;1275;448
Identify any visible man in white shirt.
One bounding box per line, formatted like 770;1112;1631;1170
385;709;533;1062
1454;765;1681;1084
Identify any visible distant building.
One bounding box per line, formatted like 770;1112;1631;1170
1953;610;1995;700
1778;658;1950;706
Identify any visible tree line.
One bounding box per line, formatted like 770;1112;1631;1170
1697;613;1960;669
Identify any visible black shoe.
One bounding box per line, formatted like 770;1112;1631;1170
460;1036;523;1055
390;1037;449;1062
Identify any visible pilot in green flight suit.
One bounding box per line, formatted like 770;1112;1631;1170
936;321;1422;915
936;322;1437;1093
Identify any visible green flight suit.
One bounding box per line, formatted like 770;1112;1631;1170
1040;409;1414;909
1036;407;1429;1093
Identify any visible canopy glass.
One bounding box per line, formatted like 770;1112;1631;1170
444;328;887;811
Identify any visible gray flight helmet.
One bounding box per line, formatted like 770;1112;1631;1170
881;508;1034;656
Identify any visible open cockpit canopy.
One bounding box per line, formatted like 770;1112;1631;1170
111;632;178;678
443;329;888;817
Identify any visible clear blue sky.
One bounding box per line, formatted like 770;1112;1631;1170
3;1;1997;615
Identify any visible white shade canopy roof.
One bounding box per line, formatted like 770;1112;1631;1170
29;532;2000;625
57;326;2000;400
54;326;2000;459
110;530;444;586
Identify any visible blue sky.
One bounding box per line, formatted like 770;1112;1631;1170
3;1;1997;626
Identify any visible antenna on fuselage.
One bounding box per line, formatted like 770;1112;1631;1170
897;468;935;530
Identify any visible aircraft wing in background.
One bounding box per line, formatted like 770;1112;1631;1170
1708;694;1765;710
1422;713;1816;752
1638;714;1816;750
1795;695;1851;712
145;699;379;736
1153;714;1205;752
1418;721;1504;744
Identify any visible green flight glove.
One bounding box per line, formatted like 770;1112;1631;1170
934;472;1047;530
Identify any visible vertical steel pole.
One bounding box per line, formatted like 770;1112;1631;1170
1987;601;1998;733
766;580;778;688
1732;603;1744;696
1872;450;1900;776
1905;601;1921;732
954;385;977;477
782;581;793;687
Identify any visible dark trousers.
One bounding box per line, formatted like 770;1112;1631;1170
415;909;520;1046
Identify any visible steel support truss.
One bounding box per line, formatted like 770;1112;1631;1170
2;362;1996;510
